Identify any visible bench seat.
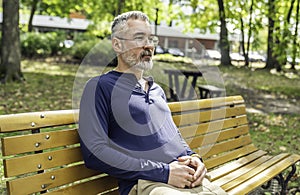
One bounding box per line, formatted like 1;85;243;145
1;95;299;195
198;84;225;99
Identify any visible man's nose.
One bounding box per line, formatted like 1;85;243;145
143;40;155;50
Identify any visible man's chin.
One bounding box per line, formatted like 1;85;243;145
133;61;153;71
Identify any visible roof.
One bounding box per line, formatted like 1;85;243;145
152;25;219;40
152;24;240;41
0;13;239;41
0;13;91;30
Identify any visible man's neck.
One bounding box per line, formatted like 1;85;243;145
114;65;144;80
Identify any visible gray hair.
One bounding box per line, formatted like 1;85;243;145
111;11;150;38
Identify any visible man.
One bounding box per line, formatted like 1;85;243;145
78;11;227;195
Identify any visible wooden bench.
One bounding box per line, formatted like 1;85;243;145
1;95;299;195
163;69;225;101
198;84;225;99
164;69;202;101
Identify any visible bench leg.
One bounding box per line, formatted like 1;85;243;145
278;164;297;195
261;164;298;195
199;88;209;99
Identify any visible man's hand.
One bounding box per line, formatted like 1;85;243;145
178;156;207;188
168;160;196;188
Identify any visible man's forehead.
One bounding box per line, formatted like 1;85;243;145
125;19;152;33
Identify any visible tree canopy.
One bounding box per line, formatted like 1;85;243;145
1;0;299;82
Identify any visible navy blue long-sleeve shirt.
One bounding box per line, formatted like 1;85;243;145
78;70;194;194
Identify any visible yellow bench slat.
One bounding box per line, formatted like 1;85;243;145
7;164;101;195
0;110;79;132
207;149;267;180
2;129;79;156
168;95;244;113
196;135;252;158
220;153;291;190
227;154;300;195
46;176;118;195
4;147;82;177
172;105;246;127
215;154;274;187
179;116;248;138
185;125;249;149
101;190;120;195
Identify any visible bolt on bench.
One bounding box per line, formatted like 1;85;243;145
1;96;299;194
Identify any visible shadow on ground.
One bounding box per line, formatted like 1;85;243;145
230;84;300;115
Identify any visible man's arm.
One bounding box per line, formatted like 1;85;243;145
79;78;200;188
78;78;169;183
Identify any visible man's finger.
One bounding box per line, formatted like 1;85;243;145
193;163;205;179
178;158;190;165
178;156;192;161
191;168;207;187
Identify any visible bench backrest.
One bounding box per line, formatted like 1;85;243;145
0;95;251;194
168;95;254;170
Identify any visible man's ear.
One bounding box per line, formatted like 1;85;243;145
112;38;122;53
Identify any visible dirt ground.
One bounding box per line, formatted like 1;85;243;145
229;84;300;115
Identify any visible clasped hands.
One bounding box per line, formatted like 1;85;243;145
168;155;207;189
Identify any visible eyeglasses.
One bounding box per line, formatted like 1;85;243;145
115;35;159;47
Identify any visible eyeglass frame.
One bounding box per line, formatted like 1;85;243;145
115;34;159;47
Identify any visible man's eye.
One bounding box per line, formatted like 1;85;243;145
134;36;144;41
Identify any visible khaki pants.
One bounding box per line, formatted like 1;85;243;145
128;178;228;195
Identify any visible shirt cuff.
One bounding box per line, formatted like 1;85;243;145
190;153;203;162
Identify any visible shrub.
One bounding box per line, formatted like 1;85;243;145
21;31;66;58
70;38;115;66
45;31;67;56
21;32;51;57
19;31;115;64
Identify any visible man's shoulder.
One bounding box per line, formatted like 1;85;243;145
87;71;115;85
82;72;116;97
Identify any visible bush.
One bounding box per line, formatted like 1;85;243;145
70;38;115;66
45;31;67;55
19;31;115;64
21;31;66;58
69;39;98;60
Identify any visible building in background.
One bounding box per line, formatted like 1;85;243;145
0;13;241;57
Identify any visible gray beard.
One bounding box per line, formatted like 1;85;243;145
121;53;153;71
134;60;153;71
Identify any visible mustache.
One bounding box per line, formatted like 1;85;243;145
141;50;152;58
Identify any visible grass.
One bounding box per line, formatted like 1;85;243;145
0;61;78;114
0;58;299;193
220;65;300;98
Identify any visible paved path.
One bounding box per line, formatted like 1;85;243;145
231;85;300;114
222;74;300;115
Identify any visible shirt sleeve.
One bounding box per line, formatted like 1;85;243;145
159;83;195;158
78;77;169;183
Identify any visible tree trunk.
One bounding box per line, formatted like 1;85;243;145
273;25;282;71
245;0;254;68
217;0;232;66
265;0;276;69
0;0;23;83
116;0;125;16
280;0;296;66
291;0;300;69
28;0;39;32
168;0;174;27
240;17;247;66
239;0;253;67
